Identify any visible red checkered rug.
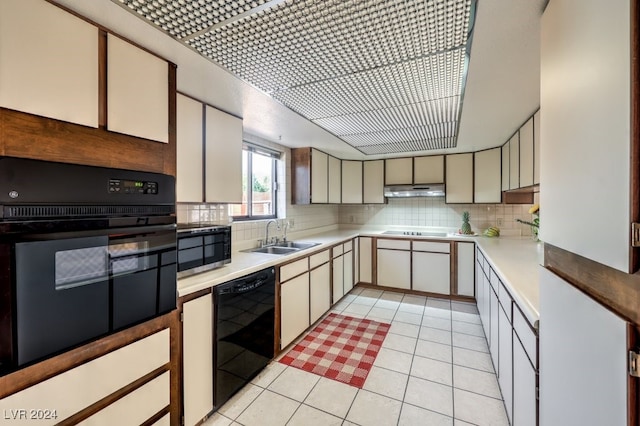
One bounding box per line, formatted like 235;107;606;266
279;312;390;388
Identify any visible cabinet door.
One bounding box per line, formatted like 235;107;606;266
341;161;363;204
509;134;520;190
385;158;413;185
414;155;444;184
205;106;243;203
498;305;513;424
311;149;328;204
343;249;354;294
412;251;450;294
445;153;473;203
280;272;310;349
182;295;213;426
359;237;373;284
456;242;475;297
377;249;411;289
533;110;540;185
489;288;500;366
520;117;534;188
539;267;627;425
474;148;502;203
310;263;331;324
501;143;510;191
176;94;203;203
0;0;99;128
328;155;342;204
107;34;168;143
332;254;345;303
513;336;536;426
363;160;385;204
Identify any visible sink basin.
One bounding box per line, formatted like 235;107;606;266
243;241;321;255
248;246;299;255
273;241;320;250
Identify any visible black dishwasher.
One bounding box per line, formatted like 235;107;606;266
213;267;275;410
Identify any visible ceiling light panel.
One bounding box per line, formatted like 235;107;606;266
273;50;466;119
115;0;269;39
186;0;471;93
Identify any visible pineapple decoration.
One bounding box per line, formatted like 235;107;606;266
460;211;473;235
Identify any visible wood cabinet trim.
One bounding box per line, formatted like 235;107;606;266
56;365;169;425
178;288;212;305
544;243;640;327
140;406;171;426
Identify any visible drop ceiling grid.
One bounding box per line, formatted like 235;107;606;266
112;0;473;155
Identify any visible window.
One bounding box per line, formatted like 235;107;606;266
229;144;279;220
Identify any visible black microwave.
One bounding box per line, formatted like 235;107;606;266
177;224;231;278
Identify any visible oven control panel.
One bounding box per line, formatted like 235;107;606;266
108;179;158;194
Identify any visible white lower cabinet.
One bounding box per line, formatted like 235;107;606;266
280;272;310;349
359;237;372;284
182;294;213;426
456;242;475;297
498;305;513;423
476;247;539;426
310;262;331;324
0;329;170;425
377;249;411;289
343;245;354;294
513;334;537;426
412;251;450;294
332;253;345;303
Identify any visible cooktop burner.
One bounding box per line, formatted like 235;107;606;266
382;230;448;237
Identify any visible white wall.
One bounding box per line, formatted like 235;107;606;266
540;0;630;272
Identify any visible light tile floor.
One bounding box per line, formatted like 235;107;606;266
204;287;509;426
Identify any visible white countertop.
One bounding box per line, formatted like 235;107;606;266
475;237;543;327
178;226;542;328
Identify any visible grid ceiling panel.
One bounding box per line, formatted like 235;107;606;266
113;0;474;154
313;97;460;135
273;50;466;119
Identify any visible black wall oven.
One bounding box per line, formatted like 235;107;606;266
0;157;177;375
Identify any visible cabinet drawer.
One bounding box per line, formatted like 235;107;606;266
498;283;513;322
280;257;309;282
332;244;344;257
513;307;538;366
377;239;410;250
489;267;500;292
0;329;169;424
309;249;330;269
343;240;353;252
413;241;450;253
80;371;169;425
154;414;170;426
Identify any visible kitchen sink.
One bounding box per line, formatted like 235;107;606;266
243;241;321;255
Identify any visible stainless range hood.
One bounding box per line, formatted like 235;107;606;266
384;184;445;198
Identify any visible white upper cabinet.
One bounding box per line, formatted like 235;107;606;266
541;0;630;272
107;34;169;143
0;0;99;127
534;110;541;185
176;94;203;203
205;105;243;203
311;149;329;203
508;133;520;190
474;148;502;203
328;155;341;204
501;143;510;191
446;153;474;203
341;161;363;204
363;160;385;204
414;155;444;184
519;117;535;188
385;157;413;185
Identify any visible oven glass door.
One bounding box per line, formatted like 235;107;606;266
13;224;176;366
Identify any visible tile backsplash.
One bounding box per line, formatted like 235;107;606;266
339;196;539;236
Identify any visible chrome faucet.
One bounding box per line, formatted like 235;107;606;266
264;219;280;247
